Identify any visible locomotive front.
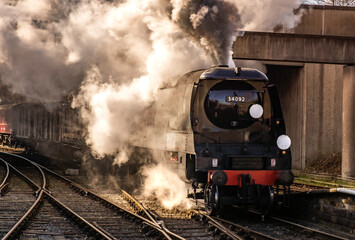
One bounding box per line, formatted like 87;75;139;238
188;66;293;214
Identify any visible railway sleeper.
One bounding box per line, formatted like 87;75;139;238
4;197;44;240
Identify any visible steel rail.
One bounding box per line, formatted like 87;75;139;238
25;156;179;240
44;191;113;240
44;187;171;239
0;158;9;195
213;216;277;240
70;182;174;240
0;183;8;196
10;153;173;240
0;152;185;240
93;222;118;240
120;189;188;240
248;209;349;240
196;211;244;240
68;183;173;240
160;221;186;240
0;153;147;240
120;189;158;223
36;163;159;224
269;215;349;240
2;160;45;240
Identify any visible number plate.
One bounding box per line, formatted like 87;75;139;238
225;96;245;102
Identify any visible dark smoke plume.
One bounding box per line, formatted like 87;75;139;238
172;0;241;65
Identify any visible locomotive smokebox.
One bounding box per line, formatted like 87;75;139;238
276;170;294;186
211;170;228;186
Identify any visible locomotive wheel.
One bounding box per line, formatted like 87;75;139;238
204;184;220;215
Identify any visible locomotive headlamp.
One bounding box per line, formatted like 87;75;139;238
249;104;263;119
277;135;291;150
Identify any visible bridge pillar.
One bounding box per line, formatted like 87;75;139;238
342;66;355;178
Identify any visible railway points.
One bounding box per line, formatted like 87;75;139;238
0;152;178;239
0;151;354;239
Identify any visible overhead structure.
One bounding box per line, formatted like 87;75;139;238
233;5;355;178
234;32;355;65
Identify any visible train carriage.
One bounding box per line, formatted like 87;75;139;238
0;104;18;145
0;100;85;163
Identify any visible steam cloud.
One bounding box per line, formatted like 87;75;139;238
0;0;303;208
143;163;191;209
235;1;304;31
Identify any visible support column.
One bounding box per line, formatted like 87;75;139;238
342;66;355;178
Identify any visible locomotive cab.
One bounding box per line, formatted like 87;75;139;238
187;66;293;214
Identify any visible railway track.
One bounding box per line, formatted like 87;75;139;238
0;151;353;239
0;152;271;240
0;158;9;195
0;157;45;239
213;206;353;240
0;152;174;239
120;195;353;240
0;152;239;239
0;155;91;239
183;195;354;240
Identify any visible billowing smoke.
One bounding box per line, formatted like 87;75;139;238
172;0;241;65
0;0;304;209
0;0;84;101
235;0;304;31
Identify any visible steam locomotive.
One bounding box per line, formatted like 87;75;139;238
0;65;293;214
133;66;293;214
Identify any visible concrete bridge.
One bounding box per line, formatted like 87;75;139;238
233;5;355;178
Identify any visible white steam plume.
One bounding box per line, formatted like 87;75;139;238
233;0;304;31
142;163;191;209
0;0;84;101
0;0;304;209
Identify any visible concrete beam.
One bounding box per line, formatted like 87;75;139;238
294;5;355;37
233;32;355;65
342;66;355;178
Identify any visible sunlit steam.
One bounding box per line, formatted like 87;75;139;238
143;163;191;209
0;0;304;209
233;0;304;31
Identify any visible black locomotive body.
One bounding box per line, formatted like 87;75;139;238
134;66;293;214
